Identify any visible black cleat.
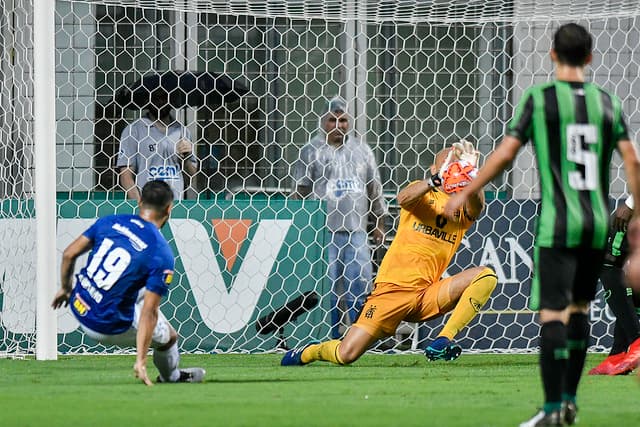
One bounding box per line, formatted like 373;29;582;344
519;409;563;427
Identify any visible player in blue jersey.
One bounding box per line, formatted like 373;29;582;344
51;180;205;386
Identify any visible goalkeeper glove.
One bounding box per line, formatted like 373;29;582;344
438;147;456;178
452;139;479;168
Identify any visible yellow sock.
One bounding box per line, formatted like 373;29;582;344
440;267;497;339
301;340;344;365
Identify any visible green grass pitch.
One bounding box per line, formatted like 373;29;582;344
1;353;638;426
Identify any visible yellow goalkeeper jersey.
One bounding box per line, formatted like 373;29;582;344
375;183;474;288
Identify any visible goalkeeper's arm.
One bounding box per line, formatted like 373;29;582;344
398;147;453;208
397;175;440;209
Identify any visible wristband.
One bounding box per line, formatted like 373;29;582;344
427;172;442;188
626;195;634;210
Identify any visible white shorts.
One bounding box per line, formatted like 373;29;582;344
79;292;173;349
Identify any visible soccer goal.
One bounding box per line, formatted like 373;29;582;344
1;0;638;358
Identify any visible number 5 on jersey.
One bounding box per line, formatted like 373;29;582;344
566;124;598;191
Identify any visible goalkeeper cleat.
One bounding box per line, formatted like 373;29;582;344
562;401;578;425
280;340;319;366
519;409;563;427
157;367;206;383
424;336;462;361
588;352;629;375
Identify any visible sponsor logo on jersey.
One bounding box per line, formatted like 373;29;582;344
112;223;148;251
163;269;174;285
130;218;145;229
412;221;458;244
148;165;179;180
72;294;91;316
327;178;362;199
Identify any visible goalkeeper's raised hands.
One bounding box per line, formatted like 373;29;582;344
451;139;480;168
437;146;456;178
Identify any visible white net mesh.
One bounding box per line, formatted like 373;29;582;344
1;0;637;355
73;1;640;23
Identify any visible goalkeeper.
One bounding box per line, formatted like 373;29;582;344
282;141;498;366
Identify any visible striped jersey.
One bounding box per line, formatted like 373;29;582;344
375;184;474;287
507;80;628;249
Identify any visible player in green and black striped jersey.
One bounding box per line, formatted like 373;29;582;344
445;23;640;427
509;78;626;250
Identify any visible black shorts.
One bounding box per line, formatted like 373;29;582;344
530;247;605;311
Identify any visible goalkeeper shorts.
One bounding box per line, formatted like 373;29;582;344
352;278;455;338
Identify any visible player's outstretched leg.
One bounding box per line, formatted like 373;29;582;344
153;343;206;383
425;266;497;361
282;327;376;366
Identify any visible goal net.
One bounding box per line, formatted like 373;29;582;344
1;0;639;356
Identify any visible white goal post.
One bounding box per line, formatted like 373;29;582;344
1;0;640;358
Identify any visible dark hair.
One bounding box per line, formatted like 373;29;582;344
140;180;174;211
553;23;592;67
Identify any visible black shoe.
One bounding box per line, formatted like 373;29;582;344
562;401;577;425
519;409;563;427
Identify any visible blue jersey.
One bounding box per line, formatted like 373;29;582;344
69;214;174;334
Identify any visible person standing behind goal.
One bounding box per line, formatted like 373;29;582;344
445;23;640;427
117;89;197;201
291;96;388;339
51;180;205;386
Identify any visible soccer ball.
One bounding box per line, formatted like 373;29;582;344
441;160;478;194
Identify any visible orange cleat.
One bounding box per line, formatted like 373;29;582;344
608;337;640;375
588;352;629;375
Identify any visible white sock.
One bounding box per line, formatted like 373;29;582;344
153;343;181;382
